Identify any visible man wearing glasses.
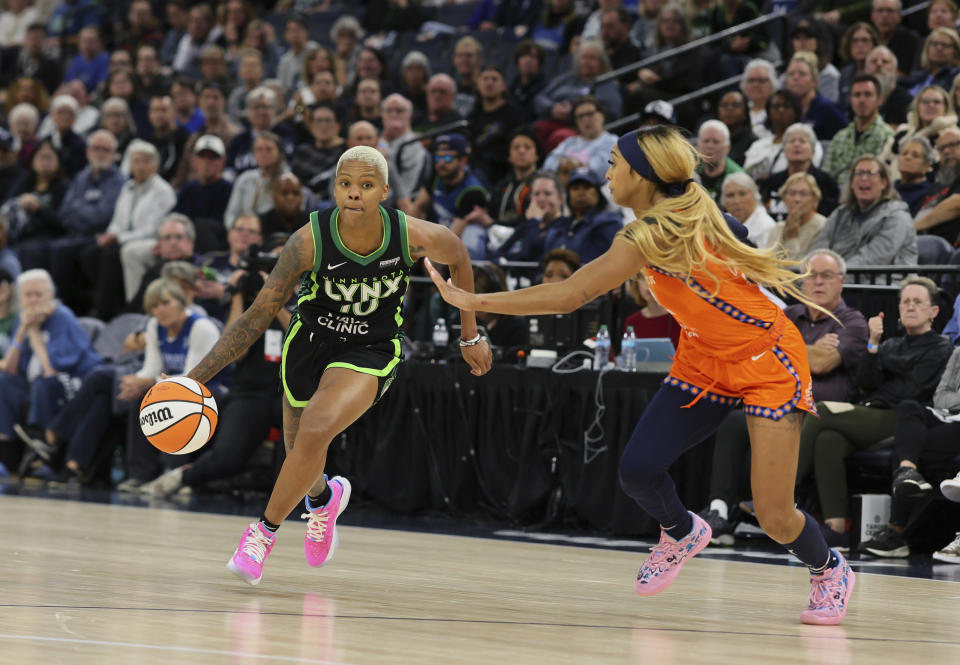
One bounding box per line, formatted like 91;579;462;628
409;133;490;259
916;127;960;244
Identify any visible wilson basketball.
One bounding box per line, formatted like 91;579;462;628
139;377;218;455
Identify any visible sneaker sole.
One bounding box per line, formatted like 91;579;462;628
941;482;960;503
894;482;933;500
932;551;960;563
801;564;856;626
226;556;262;586
307;476;352;567
864;545;910;558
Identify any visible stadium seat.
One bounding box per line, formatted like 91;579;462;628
917;235;954;265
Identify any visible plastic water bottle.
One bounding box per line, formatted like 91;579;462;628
594;325;611;370
432;318;449;358
621;326;637;372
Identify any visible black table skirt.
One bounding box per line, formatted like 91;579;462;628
328;361;717;537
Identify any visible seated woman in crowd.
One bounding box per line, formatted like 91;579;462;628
880;85;956;179
495;171;566;263
796;276;953;550
0;269;100;470
743;90;822;181
758;122;839;221
140;265;290;498
223;131;290;230
902;27;960;96
765;173;827;262
894;136;935;215
714;90;756;166
783;51;847;141
720;172;775;248
837;22;878;108
45;278;222;488
859;343;960;560
810;155;917;267
739;59;777;140
543;95;617;180
2;138;69;272
99;97;138;164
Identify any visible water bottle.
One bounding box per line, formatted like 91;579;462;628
621;326;637;372
432;318;449;358
594;325;611;370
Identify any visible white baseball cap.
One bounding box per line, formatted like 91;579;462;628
194;134;225;157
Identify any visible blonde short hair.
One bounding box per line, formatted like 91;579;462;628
143;278;186;312
336;145;388;183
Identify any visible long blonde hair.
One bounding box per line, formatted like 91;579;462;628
618;125;809;303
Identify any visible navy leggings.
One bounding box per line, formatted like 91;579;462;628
619;383;733;528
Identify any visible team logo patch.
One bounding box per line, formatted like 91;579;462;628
379;257;401;268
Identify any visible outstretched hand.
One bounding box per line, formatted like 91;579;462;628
424;258;478;311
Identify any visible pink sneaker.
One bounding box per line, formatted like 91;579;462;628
801;551;856;625
635;512;711;596
226;522;276;586
301;475;352;567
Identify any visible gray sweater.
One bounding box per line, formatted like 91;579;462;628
810;198;917;266
934;346;960;411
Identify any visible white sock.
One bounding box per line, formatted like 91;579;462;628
710;498;728;520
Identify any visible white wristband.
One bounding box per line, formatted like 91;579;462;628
459;334;482;347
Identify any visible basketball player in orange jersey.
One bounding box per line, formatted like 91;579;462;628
186;145;492;585
426;125;855;625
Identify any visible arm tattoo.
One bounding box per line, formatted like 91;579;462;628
189;236;307;383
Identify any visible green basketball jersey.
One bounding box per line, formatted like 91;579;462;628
295;205;415;345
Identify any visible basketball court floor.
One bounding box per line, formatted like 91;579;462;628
2;490;959;664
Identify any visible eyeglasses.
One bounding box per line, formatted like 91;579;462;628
852;169;881;178
900;298;931;307
745;77;770;84
159;233;188;241
785;189;812;198
434;154;457;163
929;40;955;49
575;110;598;120
808;271;840;281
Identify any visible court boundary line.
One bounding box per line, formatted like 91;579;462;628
2;605;959;647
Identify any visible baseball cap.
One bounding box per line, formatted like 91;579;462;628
567;166;604;189
194;134;225;157
433;133;469;157
641;100;676;124
791;19;817;39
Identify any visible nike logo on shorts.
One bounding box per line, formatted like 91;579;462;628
327;261;347;270
751;351;766;361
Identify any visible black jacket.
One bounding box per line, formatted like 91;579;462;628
856;329;953;408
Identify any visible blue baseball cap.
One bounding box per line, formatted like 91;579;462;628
567;166;604;189
433;133;469;156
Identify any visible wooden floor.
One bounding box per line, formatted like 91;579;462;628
2;495;959;664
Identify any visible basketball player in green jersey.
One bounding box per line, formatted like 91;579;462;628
186;145;492;585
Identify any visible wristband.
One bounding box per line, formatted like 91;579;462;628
459;334;482;347
867;342;878;352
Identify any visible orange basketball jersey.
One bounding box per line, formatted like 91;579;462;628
643;264;816;420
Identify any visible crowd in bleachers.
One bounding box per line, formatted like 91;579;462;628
0;0;958;561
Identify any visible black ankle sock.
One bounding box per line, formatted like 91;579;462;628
259;517;280;533
664;512;694;541
309;484;332;507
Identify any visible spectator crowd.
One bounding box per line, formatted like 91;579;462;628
0;0;957;564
